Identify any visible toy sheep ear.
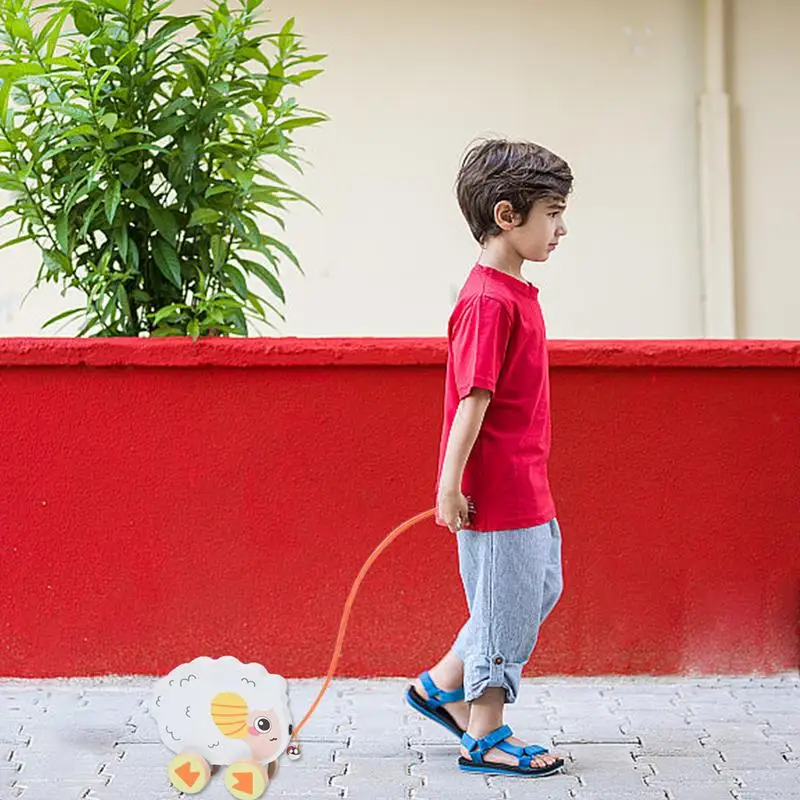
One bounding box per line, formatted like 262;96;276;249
210;691;249;739
288;724;293;735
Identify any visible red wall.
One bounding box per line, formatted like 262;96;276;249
1;338;798;678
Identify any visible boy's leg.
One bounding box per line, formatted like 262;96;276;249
411;649;470;731
412;520;563;747
457;522;563;768
539;519;564;626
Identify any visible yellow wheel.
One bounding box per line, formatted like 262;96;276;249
224;760;269;800
167;751;211;794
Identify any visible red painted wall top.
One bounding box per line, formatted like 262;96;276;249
1;337;799;368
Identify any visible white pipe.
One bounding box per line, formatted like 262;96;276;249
698;0;737;337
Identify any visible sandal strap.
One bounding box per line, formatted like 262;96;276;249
461;724;514;761
419;672;465;708
494;739;548;768
523;744;549;757
461;727;549;768
495;740;550;758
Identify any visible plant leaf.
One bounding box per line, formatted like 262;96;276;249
0;234;33;251
237;257;284;302
223;263;248;300
8;18;34;41
277;115;327;131
72;8;100;35
104;179;121;223
147;206;178;246
152;235;182;287
42;307;86;329
55;213;69;254
210;233;226;269
188;207;221;226
98;112;118;131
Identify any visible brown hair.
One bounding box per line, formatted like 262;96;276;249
456;138;573;244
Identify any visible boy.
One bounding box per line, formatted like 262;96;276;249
405;139;573;777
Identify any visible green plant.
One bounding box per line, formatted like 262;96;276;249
0;0;326;336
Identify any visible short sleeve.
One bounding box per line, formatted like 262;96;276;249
449;295;512;399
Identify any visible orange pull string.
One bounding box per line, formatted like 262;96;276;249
290;508;436;742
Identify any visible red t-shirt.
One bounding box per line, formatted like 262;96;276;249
437;263;555;531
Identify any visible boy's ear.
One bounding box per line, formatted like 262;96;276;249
493;200;518;231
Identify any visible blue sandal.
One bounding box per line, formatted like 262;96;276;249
405;671;466;738
459;724;564;777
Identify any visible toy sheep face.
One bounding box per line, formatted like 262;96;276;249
211;691;288;762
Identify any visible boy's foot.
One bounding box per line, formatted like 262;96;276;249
406;672;470;734
459;725;563;776
406;672;469;739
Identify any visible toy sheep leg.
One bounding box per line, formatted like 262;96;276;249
224;759;270;800
167;750;212;794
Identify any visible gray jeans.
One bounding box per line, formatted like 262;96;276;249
451;519;563;704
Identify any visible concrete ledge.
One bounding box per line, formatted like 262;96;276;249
0;337;798;368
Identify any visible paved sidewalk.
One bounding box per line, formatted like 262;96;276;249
1;675;798;799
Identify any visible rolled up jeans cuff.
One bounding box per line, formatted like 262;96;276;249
463;653;523;704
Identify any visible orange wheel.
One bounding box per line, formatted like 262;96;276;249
167;751;211;794
224;760;269;800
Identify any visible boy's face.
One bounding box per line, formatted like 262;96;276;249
503;197;568;262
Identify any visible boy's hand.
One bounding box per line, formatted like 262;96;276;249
437;488;475;533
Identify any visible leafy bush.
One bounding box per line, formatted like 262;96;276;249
0;0;326;336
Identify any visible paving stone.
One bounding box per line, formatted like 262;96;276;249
685;707;758;724
665;786;735;800
331;752;423;795
713;743;798;769
733;795;799;800
570;791;667;800
735;695;798;714
638;754;725;780
0;724;28;746
346;729;417;758
761;713;800;734
720;767;800;791
545;699;618;715
611;694;680;710
628;727;700;744
408;735;457;748
552;718;629;741
411;787;505;800
607;683;684;696
624;711;696;729
12;726;113;789
81;743;182;800
645;777;740;796
637;739;712;758
489;771;579;797
555;736;641;748
562;743;641;764
572;759;655;789
410;753;504;799
696;722;772;741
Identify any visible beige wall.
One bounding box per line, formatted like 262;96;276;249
729;0;800;338
0;0;795;339
255;0;706;339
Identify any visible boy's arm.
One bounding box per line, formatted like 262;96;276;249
437;388;492;532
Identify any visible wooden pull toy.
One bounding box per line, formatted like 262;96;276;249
151;509;437;795
151;656;291;799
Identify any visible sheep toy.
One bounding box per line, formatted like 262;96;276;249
150;656;293;798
